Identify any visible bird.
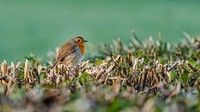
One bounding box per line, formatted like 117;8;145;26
51;36;87;70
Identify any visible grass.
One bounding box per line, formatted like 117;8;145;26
0;32;200;112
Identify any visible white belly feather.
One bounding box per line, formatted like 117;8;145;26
63;46;84;68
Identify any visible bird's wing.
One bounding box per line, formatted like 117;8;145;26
56;42;77;62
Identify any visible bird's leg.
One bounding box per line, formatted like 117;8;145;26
68;67;75;80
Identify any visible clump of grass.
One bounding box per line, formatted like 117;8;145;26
0;32;200;112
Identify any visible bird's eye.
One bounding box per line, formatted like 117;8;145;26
77;40;80;42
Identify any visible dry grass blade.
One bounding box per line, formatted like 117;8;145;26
24;59;29;83
1;60;7;76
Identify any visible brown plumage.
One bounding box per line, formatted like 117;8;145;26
51;36;87;69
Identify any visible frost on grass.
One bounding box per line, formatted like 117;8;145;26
0;33;200;112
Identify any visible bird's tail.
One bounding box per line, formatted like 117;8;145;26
51;61;58;69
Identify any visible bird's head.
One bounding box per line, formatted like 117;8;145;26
71;36;87;44
70;36;87;55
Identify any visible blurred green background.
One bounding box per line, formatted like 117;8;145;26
0;0;200;62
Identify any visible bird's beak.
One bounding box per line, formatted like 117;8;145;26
84;40;88;42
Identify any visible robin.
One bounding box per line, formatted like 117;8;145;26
51;36;87;70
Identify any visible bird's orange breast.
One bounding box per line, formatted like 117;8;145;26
77;43;86;55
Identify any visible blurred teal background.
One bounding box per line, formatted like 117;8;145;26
0;0;200;62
